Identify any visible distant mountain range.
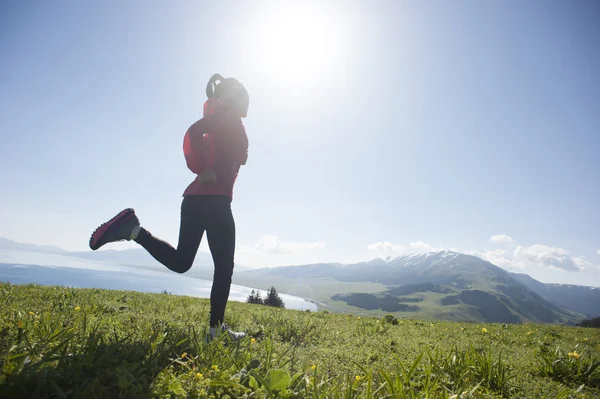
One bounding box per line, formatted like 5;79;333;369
2;238;598;324
0;237;250;279
508;272;600;319
0;237;66;254
239;252;599;324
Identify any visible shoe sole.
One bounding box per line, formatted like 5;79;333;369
89;208;135;251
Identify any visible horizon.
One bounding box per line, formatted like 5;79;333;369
2;235;599;289
1;1;598;286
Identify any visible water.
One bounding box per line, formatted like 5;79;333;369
0;249;316;311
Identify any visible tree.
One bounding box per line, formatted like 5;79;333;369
579;317;600;328
263;286;285;309
246;289;263;305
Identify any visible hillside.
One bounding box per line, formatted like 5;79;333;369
509;272;600;317
1;283;599;398
237;252;589;324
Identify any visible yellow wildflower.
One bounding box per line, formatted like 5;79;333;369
311;364;317;371
583;338;588;341
355;375;361;381
29;311;35;316
74;306;81;311
251;338;256;344
181;352;187;359
211;365;219;371
527;331;533;335
568;351;580;359
195;373;203;379
481;328;488;334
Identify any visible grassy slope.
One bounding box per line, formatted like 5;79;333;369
1;283;599;399
232;273;583;325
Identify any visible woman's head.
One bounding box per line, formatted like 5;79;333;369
206;74;249;118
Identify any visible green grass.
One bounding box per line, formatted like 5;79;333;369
1;283;600;398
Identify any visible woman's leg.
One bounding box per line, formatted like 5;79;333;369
205;197;236;327
136;196;204;274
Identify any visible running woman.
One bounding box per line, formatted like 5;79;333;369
89;74;249;340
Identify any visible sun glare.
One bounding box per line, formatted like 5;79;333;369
249;3;345;87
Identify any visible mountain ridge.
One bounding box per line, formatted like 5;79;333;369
240;251;596;323
0;237;250;277
2;238;598;322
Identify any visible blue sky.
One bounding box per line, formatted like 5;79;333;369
1;1;598;285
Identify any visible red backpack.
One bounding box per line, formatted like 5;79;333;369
182;98;220;174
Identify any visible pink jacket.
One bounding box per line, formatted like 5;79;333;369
182;98;248;198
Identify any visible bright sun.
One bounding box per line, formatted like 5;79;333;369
249;3;345;87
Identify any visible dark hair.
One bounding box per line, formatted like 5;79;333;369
205;73;249;117
206;74;225;99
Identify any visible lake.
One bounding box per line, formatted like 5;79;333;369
0;249;316;311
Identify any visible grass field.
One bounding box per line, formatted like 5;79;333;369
1;282;599;398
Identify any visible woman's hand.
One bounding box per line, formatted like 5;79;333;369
198;169;217;184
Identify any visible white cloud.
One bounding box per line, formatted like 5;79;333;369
367;241;404;253
409;240;441;252
483;248;527;271
367;240;442;255
478;243;590;272
597;249;600;255
513;244;579;271
243;235;326;255
490;235;515;244
573;257;597;271
366;238;599;274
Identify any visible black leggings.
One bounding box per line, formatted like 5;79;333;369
135;195;235;327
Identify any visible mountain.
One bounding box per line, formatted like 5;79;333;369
0;237;251;278
240;252;588;324
509;272;600;317
0;237;66;254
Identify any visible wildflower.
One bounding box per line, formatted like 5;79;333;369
196;373;203;379
357;317;361;319
461;327;465;331
211;365;219;371
568;351;580;359
251;338;256;344
481;328;488;334
355;375;361;381
311;364;317;371
181;352;187;359
583;338;588;341
74;306;81;311
29;311;35;316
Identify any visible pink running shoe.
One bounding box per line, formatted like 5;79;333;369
89;208;140;250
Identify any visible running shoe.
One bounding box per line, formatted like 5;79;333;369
89;208;140;250
206;323;247;343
